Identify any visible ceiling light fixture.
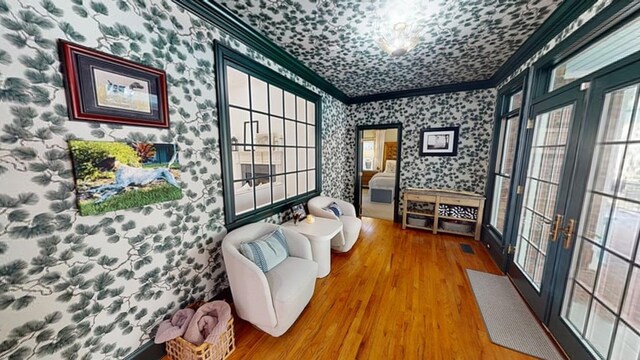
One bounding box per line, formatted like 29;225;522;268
375;22;421;57
373;0;440;57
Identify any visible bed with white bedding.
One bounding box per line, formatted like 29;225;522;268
369;160;396;203
369;172;396;188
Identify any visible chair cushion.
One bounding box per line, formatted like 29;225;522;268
265;257;317;305
323;202;343;217
239;227;289;272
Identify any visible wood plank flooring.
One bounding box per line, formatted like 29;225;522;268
177;218;542;359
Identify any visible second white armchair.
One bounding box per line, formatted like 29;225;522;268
307;196;362;253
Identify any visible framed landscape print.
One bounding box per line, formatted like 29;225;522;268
419;126;459;156
59;40;169;128
69;140;182;216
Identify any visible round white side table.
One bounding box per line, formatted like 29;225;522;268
283;217;343;278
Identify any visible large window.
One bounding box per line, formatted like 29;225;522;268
489;90;523;235
362;140;375;170
216;44;321;227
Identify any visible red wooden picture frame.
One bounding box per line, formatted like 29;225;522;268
59;40;170;128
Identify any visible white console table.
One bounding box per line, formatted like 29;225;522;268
282;217;343;278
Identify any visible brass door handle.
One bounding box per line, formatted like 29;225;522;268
563;219;576;249
550;214;563;242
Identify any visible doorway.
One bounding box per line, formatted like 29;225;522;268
355;124;402;222
505;48;640;360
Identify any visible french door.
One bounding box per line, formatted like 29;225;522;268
506;58;640;359
547;60;640;360
508;84;586;320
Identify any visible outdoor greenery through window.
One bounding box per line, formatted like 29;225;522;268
216;44;321;226
490;90;522;235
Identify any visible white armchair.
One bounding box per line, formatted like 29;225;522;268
222;223;318;337
307;196;362;253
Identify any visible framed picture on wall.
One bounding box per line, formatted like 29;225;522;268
68;140;182;216
59;40;170;128
419;126;459;156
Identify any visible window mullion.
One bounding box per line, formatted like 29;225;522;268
247;76;257;211
267;86;273;206
217;43;321;227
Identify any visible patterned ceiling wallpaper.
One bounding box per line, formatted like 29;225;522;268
216;0;563;97
0;0;617;358
0;1;348;359
346;89;497;206
499;0;615;88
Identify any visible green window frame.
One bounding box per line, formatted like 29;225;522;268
489;88;523;236
548;15;640;93
530;1;640;100
214;43;322;229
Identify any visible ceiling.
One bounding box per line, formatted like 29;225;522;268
215;0;564;97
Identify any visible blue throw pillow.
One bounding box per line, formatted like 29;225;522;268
239;227;289;272
323;202;343;217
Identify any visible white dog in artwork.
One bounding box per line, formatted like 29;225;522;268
88;155;180;203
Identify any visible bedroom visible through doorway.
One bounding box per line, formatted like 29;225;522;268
356;125;401;221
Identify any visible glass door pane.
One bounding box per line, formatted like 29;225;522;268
514;104;573;288
490;113;520;234
559;83;640;360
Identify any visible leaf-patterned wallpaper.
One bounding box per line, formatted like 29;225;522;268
0;0;616;358
215;0;563;97
0;1;349;359
346;89;498;207
498;0;615;88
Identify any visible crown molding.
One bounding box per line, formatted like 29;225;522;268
173;0;350;103
347;80;494;104
489;0;598;85
174;0;616;104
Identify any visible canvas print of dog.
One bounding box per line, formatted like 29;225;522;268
69;140;183;216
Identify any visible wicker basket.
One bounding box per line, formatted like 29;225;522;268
165;317;235;360
407;215;430;227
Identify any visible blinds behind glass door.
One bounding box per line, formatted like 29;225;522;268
550;16;640;92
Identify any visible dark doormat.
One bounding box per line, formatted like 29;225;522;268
461;243;474;254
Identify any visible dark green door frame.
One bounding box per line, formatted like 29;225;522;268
507;83;587;321
500;22;640;359
482;71;529;271
487;0;640;282
354;123;403;223
545;55;640;360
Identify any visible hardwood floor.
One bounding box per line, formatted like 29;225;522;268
217;217;540;360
